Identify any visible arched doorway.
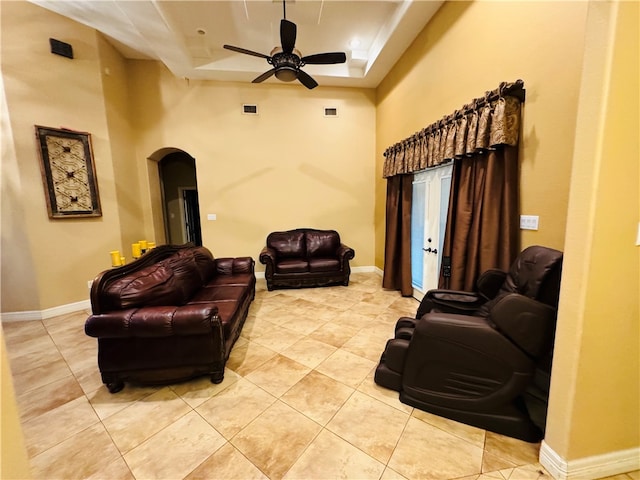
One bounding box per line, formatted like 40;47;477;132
158;151;202;246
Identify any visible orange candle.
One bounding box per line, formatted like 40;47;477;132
132;242;142;258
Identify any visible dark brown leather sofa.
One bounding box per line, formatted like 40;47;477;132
374;245;563;442
259;228;355;291
85;244;255;393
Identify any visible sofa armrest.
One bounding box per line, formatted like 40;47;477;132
214;257;255;275
259;247;277;266
85;304;220;338
416;289;485;318
336;244;355;261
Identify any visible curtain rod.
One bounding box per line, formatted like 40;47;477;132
384;79;525;156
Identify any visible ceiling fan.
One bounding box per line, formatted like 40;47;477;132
223;1;346;89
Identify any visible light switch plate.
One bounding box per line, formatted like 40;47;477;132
207;213;217;221
520;215;539;230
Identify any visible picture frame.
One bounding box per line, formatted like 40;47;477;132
35;125;102;218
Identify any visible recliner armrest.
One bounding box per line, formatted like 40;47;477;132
489;293;557;358
416;289;485;318
476;269;507;300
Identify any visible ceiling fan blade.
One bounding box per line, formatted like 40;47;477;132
252;68;277;84
297;69;318;90
301;52;347;65
223;45;270;60
280;19;297;54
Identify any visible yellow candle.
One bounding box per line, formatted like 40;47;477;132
139;240;148;251
110;250;122;267
132;242;142;258
147;242;156;250
120;256;126;265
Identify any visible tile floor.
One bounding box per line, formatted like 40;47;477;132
4;273;639;480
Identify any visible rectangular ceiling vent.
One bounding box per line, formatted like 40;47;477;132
324;107;338;117
242;104;258;115
49;38;73;59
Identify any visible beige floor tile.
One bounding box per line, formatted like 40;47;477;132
388;416;484;479
357;369;413;414
88;384;162;420
226;341;277;376
240;316;279;340
309;321;360;348
341;328;390;362
315;348;376;388
327;390;410;463
171;369;241;408
15;374;84;423
196;378;276;438
185;442;268;480
2;320;47;344
412;409;486;448
380;466;410;480
6;337;63;375
250;325;305;353
280;370;354;425
29;422;122;480
627;471;640;480
278;314;327;335
85;457;135;480
284;429;385;479
281;336;337;369
124;411;226;480
73;362;106;394
11;356;74;395
245;354;310;397
232;400;321;480
22;395;100;457
504;463;552;479
484;431;541;466
102;387;191;454
482;451;518;472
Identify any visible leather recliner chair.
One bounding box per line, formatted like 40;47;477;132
374;245;563;442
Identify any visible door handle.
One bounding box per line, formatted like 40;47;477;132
423;247;438;254
423;247;432;253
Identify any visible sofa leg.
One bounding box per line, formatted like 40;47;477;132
210;373;224;384
106;381;124;394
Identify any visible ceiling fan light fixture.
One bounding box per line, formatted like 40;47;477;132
275;66;298;82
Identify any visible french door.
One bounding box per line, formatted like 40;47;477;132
411;163;453;300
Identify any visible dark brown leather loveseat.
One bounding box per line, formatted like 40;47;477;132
85;244;255;393
259;228;355;291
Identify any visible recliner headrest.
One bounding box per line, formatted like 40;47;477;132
503;246;563;301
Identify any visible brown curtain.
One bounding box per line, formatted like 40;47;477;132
382;80;524;293
382;174;413;296
439;146;519;291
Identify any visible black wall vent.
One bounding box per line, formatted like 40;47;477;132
242;104;258;115
50;38;73;59
324;107;338;117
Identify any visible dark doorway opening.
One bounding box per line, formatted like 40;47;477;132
158;151;202;246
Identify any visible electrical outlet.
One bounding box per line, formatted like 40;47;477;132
520;215;539;230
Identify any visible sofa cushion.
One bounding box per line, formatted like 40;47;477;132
268;231;306;257
164;253;204;300
206;273;255;287
308;257;340;273
275;258;309;274
306;230;340;258
103;264;185;309
190;285;248;303
189;247;217;283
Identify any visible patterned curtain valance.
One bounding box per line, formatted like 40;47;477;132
382;80;525;178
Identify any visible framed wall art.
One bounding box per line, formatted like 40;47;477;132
35;125;102;218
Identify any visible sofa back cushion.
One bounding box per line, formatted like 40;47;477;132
267;230;306;257
306;230;339;257
103;263;186;309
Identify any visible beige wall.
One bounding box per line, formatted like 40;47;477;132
127;61;376;267
375;1;588;266
545;0;639;460
1;1;126;311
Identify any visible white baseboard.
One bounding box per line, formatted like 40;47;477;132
540;440;640;480
1;299;91;323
